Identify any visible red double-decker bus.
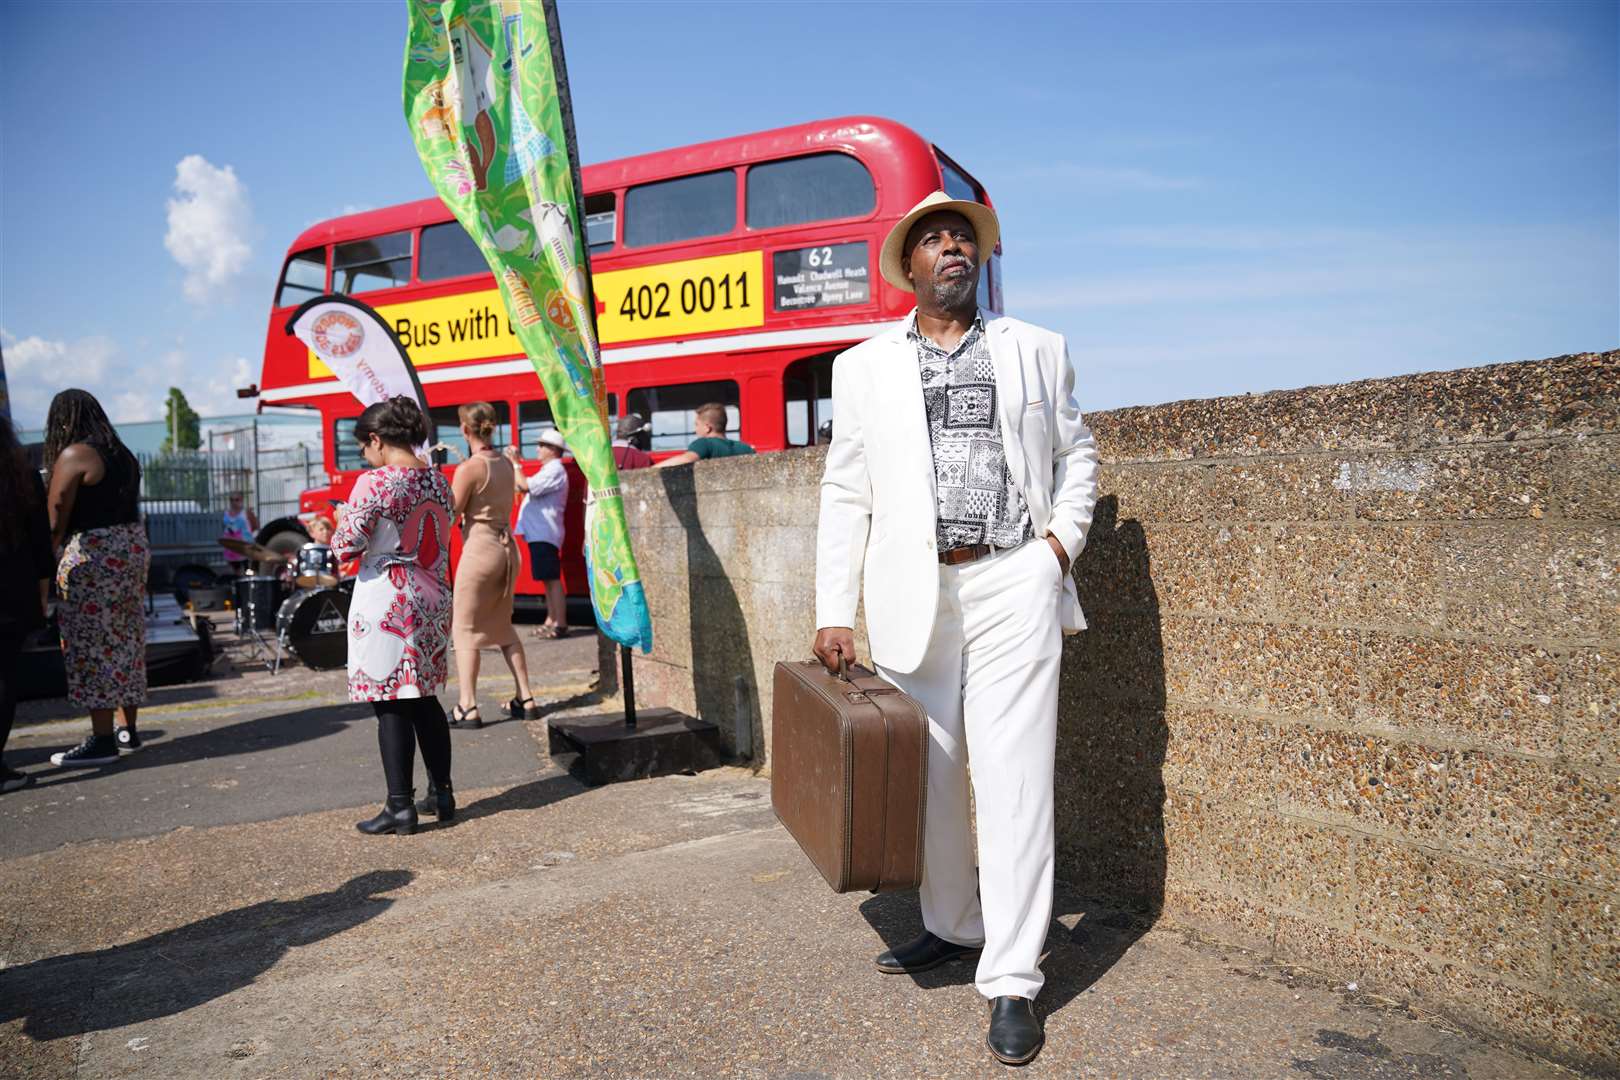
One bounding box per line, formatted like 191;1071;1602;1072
255;115;1003;605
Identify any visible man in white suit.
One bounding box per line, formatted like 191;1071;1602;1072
813;191;1099;1066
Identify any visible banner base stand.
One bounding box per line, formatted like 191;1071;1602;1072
551;645;720;784
547;707;722;786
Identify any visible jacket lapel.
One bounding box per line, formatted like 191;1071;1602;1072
986;316;1028;493
874;317;937;503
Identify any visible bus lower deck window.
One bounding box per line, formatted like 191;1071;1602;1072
518;396;617;451
626;381;740;451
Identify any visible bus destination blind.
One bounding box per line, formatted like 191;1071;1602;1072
773;242;870;312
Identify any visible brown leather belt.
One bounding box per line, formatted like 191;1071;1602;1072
938;544;995;566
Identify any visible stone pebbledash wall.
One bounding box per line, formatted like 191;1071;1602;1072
610;351;1617;1070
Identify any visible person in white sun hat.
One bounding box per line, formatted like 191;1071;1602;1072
812;190;1100;1067
506;427;571;640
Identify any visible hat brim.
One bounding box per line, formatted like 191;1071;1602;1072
879;198;1000;294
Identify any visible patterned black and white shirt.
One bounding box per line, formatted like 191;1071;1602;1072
910;313;1033;552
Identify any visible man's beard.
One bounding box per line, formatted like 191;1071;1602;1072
928;271;976;310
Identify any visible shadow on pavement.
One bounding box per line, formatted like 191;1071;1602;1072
10;701;374;790
857;887;1151;1019
0;869;412;1041
17;678;240;724
535;687;606;716
453;772;589;824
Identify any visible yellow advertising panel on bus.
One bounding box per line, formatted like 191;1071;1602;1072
307;289;517;376
593;251;765;345
309;251;767;377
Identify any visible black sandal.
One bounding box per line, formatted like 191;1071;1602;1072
508;696;540;721
449;704;483;730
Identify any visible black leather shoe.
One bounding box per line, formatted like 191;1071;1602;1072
986;996;1044;1066
874;931;982;974
357;796;418;835
415;779;456;822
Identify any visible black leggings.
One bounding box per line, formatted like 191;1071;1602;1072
373;697;452;801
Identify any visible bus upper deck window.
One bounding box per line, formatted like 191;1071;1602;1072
935;151;984;205
333;231;413;295
623;170;736;248
277;248;326;308
746;154;875;230
419;222;487;282
585;193;616;255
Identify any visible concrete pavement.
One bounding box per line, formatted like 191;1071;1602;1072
0;630;1592;1078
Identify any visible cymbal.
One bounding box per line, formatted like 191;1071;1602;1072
219;537;287;562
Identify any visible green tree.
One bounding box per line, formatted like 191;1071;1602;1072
161;387;201;452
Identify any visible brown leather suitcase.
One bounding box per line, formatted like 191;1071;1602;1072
771;657;928;893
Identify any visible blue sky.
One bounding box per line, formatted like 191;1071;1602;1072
2;1;1614;432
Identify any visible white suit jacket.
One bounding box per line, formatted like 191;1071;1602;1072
815;311;1101;675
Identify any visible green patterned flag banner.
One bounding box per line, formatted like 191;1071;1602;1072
403;0;651;652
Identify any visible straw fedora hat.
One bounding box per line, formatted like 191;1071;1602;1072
879;190;1000;294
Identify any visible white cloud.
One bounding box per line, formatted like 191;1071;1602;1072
1;328;258;430
164;154;254;303
1;329;121;427
187;356;256;417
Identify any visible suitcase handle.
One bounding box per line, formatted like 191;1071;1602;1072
801;654;868;684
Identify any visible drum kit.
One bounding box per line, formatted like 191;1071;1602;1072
221;538;351;673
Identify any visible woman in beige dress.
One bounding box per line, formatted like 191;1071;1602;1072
448;402;537;729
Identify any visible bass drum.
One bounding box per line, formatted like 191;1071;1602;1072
275;586;351;671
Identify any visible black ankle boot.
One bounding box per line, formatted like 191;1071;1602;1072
415;779;456;821
357;795;418;835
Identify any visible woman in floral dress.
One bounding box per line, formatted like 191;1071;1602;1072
42;389;149;768
331;397;456;835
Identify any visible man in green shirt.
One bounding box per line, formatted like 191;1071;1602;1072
652;402;755;468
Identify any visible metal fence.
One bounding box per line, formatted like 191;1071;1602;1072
135;433;323;587
138;450;248;515
255;444;321;523
205;423;323;524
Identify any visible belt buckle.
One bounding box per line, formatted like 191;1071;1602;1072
939;544;990;566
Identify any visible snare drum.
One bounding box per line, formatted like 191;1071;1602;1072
294;543;340;589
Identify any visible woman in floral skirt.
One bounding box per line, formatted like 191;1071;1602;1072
331;397;456;835
42;389;149;768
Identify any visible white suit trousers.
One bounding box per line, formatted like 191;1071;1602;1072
876;539;1063;1001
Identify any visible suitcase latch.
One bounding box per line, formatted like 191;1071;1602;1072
845;692;867;703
